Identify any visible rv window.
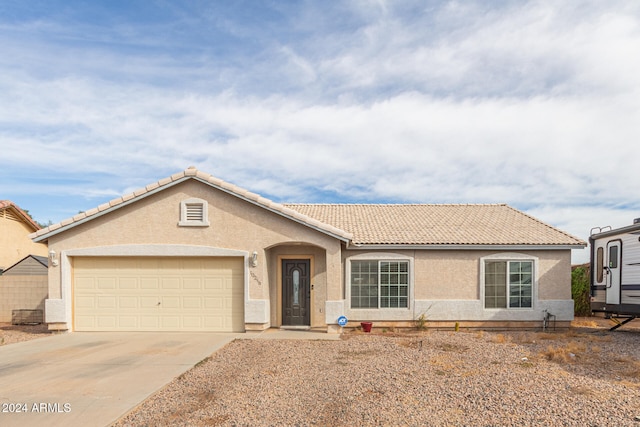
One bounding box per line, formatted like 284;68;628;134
609;245;618;269
596;247;604;282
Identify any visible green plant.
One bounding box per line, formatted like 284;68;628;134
571;266;591;316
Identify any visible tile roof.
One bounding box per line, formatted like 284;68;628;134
283;204;586;246
0;200;41;231
29;168;585;247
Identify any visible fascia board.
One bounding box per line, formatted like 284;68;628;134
33;176;352;244
346;244;586;250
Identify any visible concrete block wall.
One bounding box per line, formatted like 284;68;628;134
0;275;48;323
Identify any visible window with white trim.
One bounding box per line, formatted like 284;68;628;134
351;260;409;308
484;260;533;309
178;198;210;227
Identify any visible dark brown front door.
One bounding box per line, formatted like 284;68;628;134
282;259;310;326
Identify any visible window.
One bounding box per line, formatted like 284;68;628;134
596;247;604;283
178;198;210;227
351;260;409;309
484;260;533;309
609;245;618;268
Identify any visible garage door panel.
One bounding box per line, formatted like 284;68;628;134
97;296;117;309
76;296;95;308
183;278;202;289
162;296;180;308
75;278;95;290
162;278;180;289
204;278;223;290
97;278;116;289
119;297;138;308
119;278;138;289
74;257;244;332
97;316;117;328
140;278;159;289
183;317;203;328
183;297;202;309
118;316;137;328
161;316;181;329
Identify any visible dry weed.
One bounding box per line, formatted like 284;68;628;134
492;333;511;344
571;319;599;328
624;360;640;379
569;385;595;396
541;341;587;363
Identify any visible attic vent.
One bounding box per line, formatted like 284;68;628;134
186;203;204;221
179;198;210;227
2;209;20;222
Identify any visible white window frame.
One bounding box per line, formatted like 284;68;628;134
346;253;414;311
178;198;210;227
480;253;538;310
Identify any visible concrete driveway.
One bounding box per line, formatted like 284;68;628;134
0;331;239;427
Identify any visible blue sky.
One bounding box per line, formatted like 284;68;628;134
1;1;639;264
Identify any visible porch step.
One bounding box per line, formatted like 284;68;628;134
279;325;311;331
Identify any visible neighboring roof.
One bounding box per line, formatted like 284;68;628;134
3;254;49;273
284;204;586;247
0;200;41;231
28;167;585;248
30;167;353;243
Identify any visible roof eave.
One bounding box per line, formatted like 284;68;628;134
590;222;640;241
191;177;352;243
32;174;352;244
346;243;586;250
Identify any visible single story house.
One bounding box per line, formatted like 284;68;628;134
0;200;48;274
0;255;48;323
31;167;586;333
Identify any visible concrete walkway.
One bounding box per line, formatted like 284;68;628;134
0;332;239;427
247;328;342;340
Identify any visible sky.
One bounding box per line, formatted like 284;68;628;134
1;1;639;264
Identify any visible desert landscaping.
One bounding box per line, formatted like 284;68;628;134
112;318;640;427
3;319;639;426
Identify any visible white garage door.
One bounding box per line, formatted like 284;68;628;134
73;257;244;332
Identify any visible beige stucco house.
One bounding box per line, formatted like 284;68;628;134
1;200;48;273
31;167;586;333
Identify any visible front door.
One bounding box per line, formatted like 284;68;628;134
282;259;310;326
606;240;622;305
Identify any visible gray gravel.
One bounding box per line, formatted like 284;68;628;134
115;328;640;426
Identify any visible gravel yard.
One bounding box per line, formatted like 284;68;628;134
115;321;640;427
0;322;51;346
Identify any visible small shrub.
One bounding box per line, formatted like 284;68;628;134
415;313;428;331
572;266;591;316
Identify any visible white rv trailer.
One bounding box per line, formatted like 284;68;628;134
590;218;640;329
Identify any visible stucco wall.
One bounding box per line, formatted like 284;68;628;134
412;249;571;301
0;217;47;271
44;180;343;328
341;248;574;322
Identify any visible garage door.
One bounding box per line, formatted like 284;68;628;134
73;257;244;332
